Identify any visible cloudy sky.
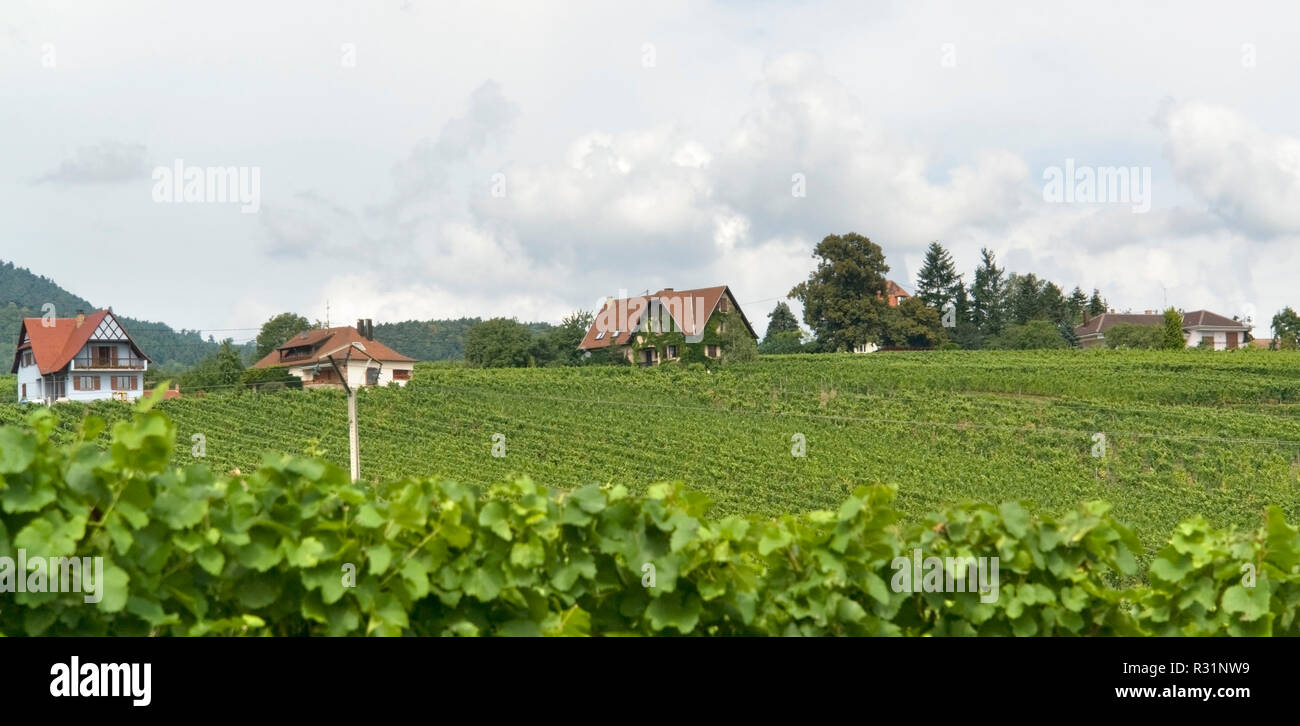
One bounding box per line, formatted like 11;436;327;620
4;0;1299;339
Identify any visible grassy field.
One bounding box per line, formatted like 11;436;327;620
3;349;1299;557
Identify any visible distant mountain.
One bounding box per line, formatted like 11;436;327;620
0;260;224;368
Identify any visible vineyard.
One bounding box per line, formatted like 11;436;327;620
2;349;1299;558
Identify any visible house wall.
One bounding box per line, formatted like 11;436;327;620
291;360;413;388
1183;330;1244;351
64;371;143;402
15;362;42;402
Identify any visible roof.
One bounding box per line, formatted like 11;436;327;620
886;280;910;298
10;310;151;375
1075;309;1251;338
1180;310;1250;329
578;285;757;350
1074;312;1164;338
250;326;416;368
1251;338;1273;349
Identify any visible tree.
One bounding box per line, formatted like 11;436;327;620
988;320;1068;349
465;318;537;367
720;322;759;363
1272;307;1300;350
543;310;594;365
1104;323;1163;349
758;331;804;354
182;339;245;391
1005;273;1046;326
914;241;962;310
1087;289;1107;316
970;248;1007;336
882;296;948;348
1161;307;1185;349
255;313;313;360
789;232;892;352
1067;287;1089;323
764;302;801;340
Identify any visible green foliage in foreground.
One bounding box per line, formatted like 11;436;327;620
1;396;1297;636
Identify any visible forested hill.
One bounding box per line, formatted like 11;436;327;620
373;318;552;361
0;260;221;368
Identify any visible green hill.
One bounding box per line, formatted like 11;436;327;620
0;260;222;368
5;349;1299;558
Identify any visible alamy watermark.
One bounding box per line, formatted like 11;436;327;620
891;548;1000;603
151;159;261;213
0;550;104;603
593;290;712;343
1042;159;1150;213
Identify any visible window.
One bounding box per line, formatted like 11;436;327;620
706;345;720;358
73;375;100;391
94;345;116;367
666;345;678;358
20;350;33;367
392;369;411;380
1200;335;1214;348
718;320;726;333
595;331;606;340
366;367;380;386
718;297;730;312
110;375;137;390
21;384;26;399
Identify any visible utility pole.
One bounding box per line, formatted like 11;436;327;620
326;345;361;481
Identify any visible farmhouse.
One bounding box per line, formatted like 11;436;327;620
11;309;150;404
251;319;416;388
577;285;757;365
1074;309;1252;350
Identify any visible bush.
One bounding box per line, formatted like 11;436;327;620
1105;323;1164;350
989;320;1068;350
2;394;1297;636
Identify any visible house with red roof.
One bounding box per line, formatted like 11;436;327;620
11;309;151;404
250;319;416;388
1074;309;1252;350
884;280;910;307
578;285;757;365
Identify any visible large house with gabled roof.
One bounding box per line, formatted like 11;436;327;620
251;319;416;388
577;285;757;365
11;309;151;404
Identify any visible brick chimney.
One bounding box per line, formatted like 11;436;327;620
75;310;85;328
356;319;365;337
365;319;374;340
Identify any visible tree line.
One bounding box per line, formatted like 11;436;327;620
766;233;1115;352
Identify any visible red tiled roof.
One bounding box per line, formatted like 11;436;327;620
251;326;416;368
886;280;910;298
577;285;756;350
10;310;150;375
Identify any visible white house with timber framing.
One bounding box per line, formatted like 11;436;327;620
11;309;151;404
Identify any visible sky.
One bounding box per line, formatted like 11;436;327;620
4;0;1300;340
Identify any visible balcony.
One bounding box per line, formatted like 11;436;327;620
72;355;147;370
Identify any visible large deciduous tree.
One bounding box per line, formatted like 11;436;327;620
465;318;538;367
789;232;892;352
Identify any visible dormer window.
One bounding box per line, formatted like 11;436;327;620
595;331;606;340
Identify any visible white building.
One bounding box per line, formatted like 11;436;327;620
250;320;416;388
11;309;150;404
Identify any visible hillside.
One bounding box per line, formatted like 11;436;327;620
5;349;1299;557
0;260;222;367
372;318;552;362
